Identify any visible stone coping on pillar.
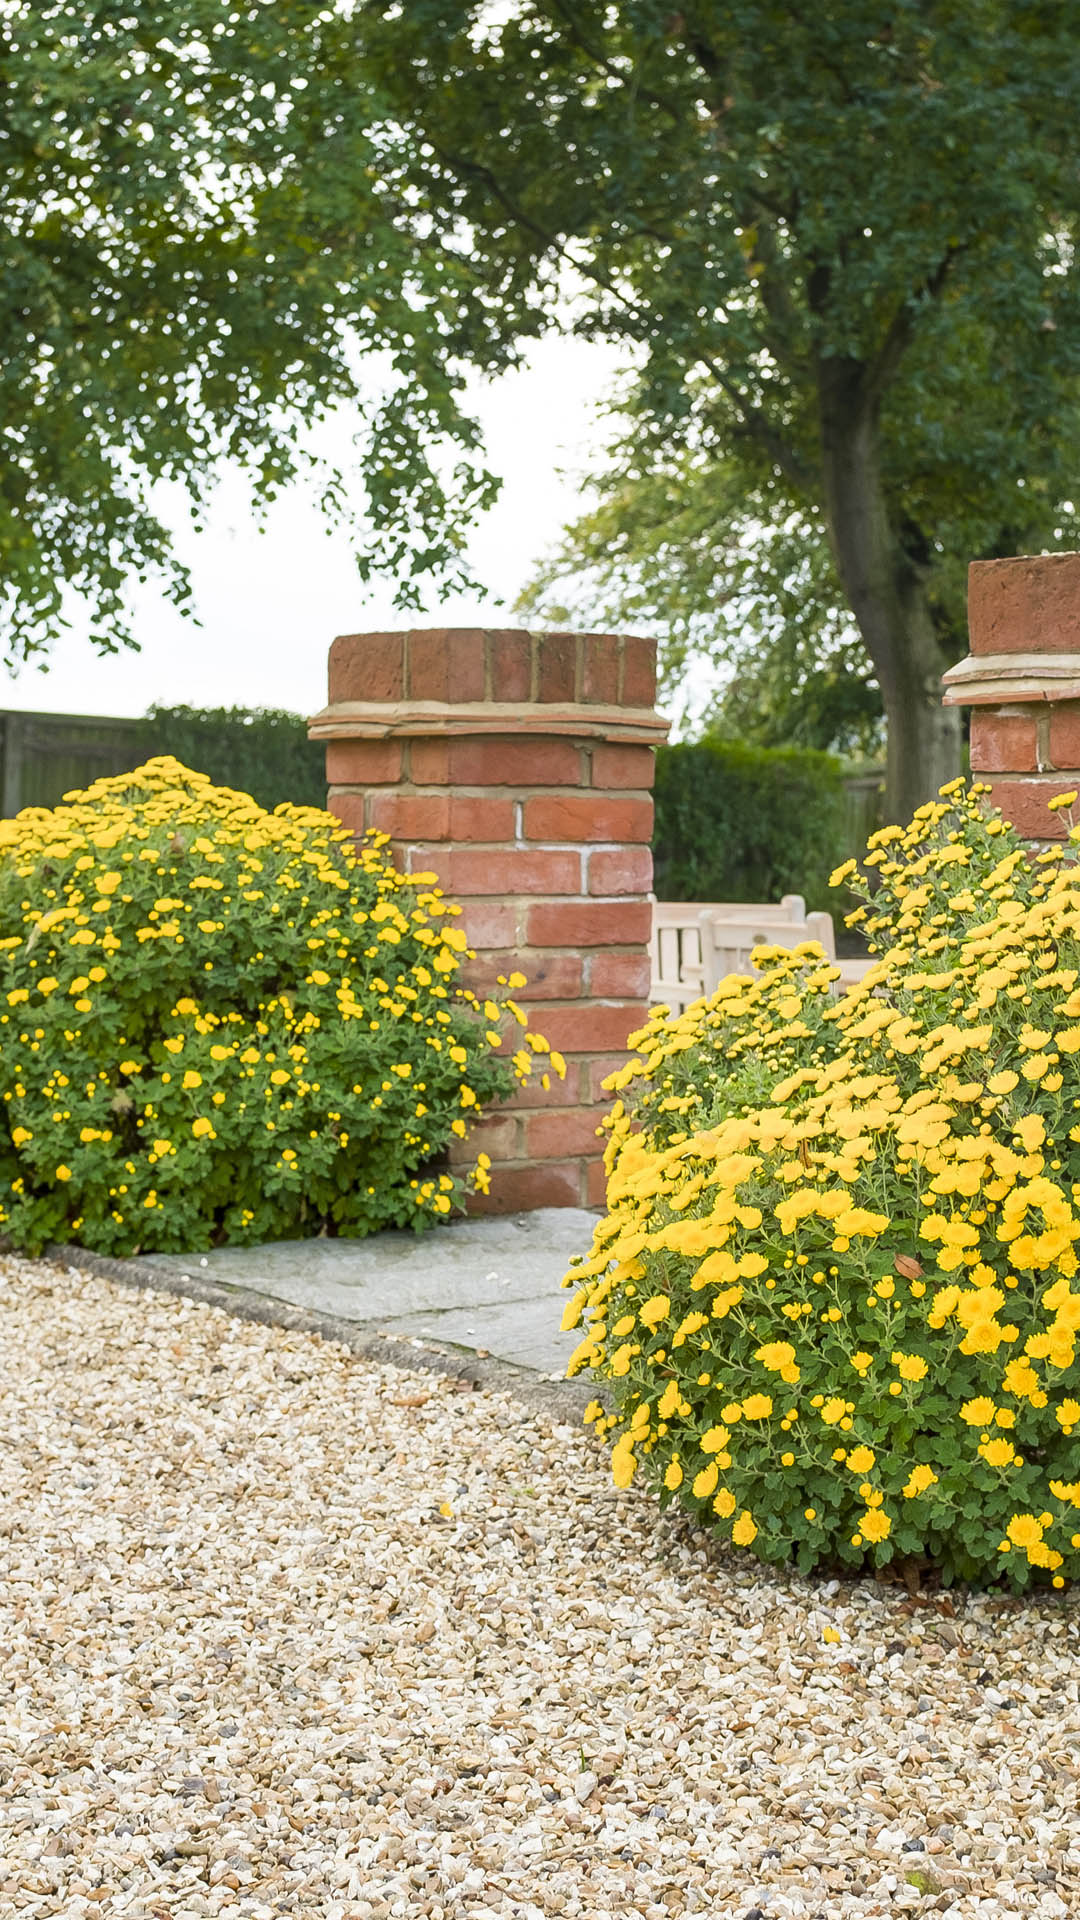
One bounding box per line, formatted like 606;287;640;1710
942;651;1080;707
308;698;669;743
947;554;1080;844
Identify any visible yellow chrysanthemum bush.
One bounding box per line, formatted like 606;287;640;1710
0;759;560;1255
563;779;1080;1591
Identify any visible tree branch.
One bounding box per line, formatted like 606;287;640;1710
864;245;962;409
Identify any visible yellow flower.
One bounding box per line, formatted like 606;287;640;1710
859;1507;891;1543
664;1461;683;1490
959;1397;997;1426
741;1393;773;1420
731;1511;757;1547
638;1296;670;1329
894;1352;929;1382
713;1488;736;1518
846;1445;876;1473
902;1464;938;1498
754;1339;797;1374
692;1461;719;1500
191;1117;215;1140
1006;1513;1044;1549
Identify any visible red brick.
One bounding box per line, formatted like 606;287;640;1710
328;632;404;703
441;847;582;897
447;736;584;787
969;710;1038;774
590;743;657;790
536;1001;645;1053
490;631;533;702
1049;704;1080;771
409;738;450;784
986;778;1075;839
407;628;486;702
327;790;370;839
537;632;578;702
526;1107;608;1158
447;1112;521;1165
468;1160;584;1211
449;795;517;842
462;950;584;999
368;792;451;840
503;1059;580;1107
458;901;518;949
402;846;450;884
587;846;653;895
969;554;1080;656
620;634;657;706
524;794;653;844
589;950;652;997
526;899;653;946
581;633;620;704
324;738;402;786
586;1156;609;1206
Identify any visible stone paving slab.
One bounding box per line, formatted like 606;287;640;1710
142;1207;596;1379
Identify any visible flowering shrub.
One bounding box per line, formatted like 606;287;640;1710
564;780;1080;1590
0;758;560;1254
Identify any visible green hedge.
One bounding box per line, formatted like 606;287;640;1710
145;706;326;811
652;739;847;912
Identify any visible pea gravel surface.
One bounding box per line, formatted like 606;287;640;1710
2;1256;1080;1920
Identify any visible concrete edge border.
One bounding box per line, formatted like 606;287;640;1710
30;1240;597;1426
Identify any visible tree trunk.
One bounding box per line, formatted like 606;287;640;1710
817;356;962;825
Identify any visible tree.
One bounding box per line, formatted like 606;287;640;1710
0;1;505;665
517;444;885;755
355;0;1080;819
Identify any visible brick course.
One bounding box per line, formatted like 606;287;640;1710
946;555;1080;843
312;627;667;1209
968;553;1080;656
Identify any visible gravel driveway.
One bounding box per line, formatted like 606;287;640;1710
1;1254;1079;1920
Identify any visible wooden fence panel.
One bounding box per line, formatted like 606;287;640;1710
0;711;149;815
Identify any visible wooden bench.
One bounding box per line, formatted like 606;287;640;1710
651;896;813;1011
651;897;873;1009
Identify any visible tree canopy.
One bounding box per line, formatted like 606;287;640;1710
10;3;1080;820
0;1;501;664
517;444;885;756
357;0;1080;816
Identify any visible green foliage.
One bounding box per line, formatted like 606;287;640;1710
144;707;327;813
0;757;550;1256
653;740;848;913
1;2;503;664
356;1;1080;816
564;784;1080;1591
520;453;885;756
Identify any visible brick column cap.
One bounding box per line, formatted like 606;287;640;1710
309;698;670;744
942;651;1080;708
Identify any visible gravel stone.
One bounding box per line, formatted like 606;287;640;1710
1;1253;1079;1918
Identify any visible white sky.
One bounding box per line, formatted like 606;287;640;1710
4;336;627;722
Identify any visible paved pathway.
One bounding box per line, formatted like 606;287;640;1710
143;1207;596;1381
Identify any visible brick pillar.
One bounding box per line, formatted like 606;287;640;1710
309;629;668;1209
943;553;1080;838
